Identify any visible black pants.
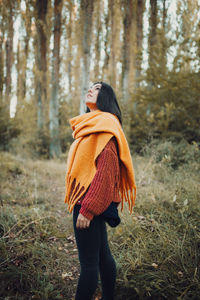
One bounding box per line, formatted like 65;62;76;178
73;205;116;300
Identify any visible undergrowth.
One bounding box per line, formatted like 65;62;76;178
110;140;200;299
0;140;200;299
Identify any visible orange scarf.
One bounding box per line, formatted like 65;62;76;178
64;110;136;213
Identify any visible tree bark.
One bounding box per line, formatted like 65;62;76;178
102;9;110;80
160;0;167;74
109;0;117;89
135;0;144;86
148;0;157;74
5;0;14;115
49;0;62;157
21;0;32;100
35;0;48;130
94;0;101;80
0;10;5;103
68;6;72;95
79;0;94;114
121;0;134;102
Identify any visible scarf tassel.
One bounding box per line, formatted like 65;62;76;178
65;175;86;213
120;178;136;214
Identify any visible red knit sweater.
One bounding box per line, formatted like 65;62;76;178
78;137;121;220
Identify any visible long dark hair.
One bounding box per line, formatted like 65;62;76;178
86;82;122;125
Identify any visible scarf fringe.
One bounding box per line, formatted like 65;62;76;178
65;175;136;215
64;175;86;213
119;178;136;214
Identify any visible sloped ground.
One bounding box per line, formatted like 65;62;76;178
0;142;200;299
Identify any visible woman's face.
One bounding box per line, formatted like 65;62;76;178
85;83;102;111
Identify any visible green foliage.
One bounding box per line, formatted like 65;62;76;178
109;144;200;299
130;71;200;151
142;139;200;170
0;104;20;151
9;100;75;159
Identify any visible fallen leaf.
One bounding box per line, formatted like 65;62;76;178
177;271;183;278
152;263;158;269
62;272;73;279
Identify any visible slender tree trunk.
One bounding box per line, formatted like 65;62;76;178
49;0;62;157
67;3;72;95
102;9;110;80
148;0;157;75
146;0;157;115
94;0;101;80
109;0;117;89
121;0;134;102
21;1;32;100
5;0;14;116
135;0;144;87
16;41;21;105
35;0;48;130
160;0;167;74
0;23;5;103
80;0;94;114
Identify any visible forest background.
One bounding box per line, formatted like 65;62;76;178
0;0;199;156
0;0;200;299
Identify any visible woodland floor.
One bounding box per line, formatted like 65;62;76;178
0;144;200;299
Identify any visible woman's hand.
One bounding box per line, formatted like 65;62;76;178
76;213;91;229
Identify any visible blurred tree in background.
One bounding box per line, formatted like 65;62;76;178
0;0;199;157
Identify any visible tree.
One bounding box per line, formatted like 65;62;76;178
21;0;32;101
0;3;6;102
121;0;135;102
49;0;63;157
34;0;49;130
109;0;121;89
135;0;144;87
102;3;110;80
148;0;157;83
93;0;102;80
66;0;73;95
5;0;15;116
79;0;95;114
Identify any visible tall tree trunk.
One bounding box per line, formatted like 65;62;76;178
109;0;117;89
5;0;14;116
35;0;48;130
160;0;167;74
147;0;157;115
79;0;94;114
21;0;32;100
148;0;157;78
0;16;5;103
67;1;73;95
135;0;144;87
121;0;134;102
94;0;101;80
102;8;110;80
16;41;21;106
49;0;62;157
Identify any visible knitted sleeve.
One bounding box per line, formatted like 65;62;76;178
79;138;120;220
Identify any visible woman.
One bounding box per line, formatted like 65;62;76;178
64;82;136;300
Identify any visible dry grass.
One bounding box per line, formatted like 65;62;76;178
110;142;200;299
0;141;200;299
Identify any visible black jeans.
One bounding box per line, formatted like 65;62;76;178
73;205;116;300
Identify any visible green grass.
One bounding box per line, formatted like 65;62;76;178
0;141;200;299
